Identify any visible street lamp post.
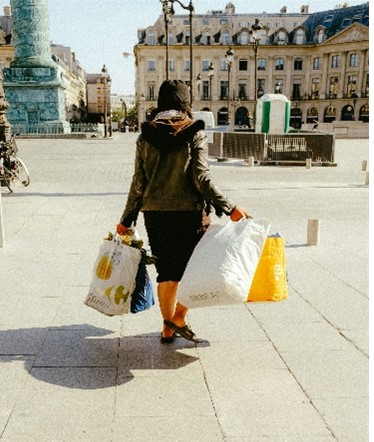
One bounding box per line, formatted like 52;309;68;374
160;0;172;80
208;62;214;110
250;19;263;122
101;64;109;138
196;73;201;101
160;0;195;105
225;47;234;125
120;98;128;132
352;94;358;120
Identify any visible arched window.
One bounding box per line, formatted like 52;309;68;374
218;107;229;125
204;32;211;45
222;29;230;45
235;106;249;126
240;31;249;45
259;30;267;44
317;29;324;43
277;31;286;44
341;104;354;121
307;107;319;123
359;104;369;123
324;105;336;123
295;29;305;44
290;108;302;129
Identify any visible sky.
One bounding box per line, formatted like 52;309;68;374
0;0;368;95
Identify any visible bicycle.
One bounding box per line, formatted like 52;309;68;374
0;134;30;193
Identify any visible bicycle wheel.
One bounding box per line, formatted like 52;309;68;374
12;156;30;188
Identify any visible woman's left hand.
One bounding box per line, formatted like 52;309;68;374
230;206;252;222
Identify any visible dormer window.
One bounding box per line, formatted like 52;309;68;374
147;30;155;46
222;29;230;45
240;31;249;45
277;31;286;45
295;29;305;45
317;29;325;43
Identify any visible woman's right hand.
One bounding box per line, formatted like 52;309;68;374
230;206;252;222
116;224;131;236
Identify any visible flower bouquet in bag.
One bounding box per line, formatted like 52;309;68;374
85;232;155;316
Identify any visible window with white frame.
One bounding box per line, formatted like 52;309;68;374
204;32;211;45
238;80;247;100
168;59;175;72
295;29;305;44
311;78;320;97
202;60;210;71
347;75;357;96
147;81;156;100
329;77;338;97
277;31;286;44
313;57;321;70
220;80;229;100
222;29;230;45
147;59;156;71
258;59;266;70
184;59;190;71
317;29;324;43
275;58;284;70
147;30;155;45
349;53;359;67
220;59;228;71
240;31;249;45
331;55;340;68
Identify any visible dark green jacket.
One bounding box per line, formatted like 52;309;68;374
120;119;235;227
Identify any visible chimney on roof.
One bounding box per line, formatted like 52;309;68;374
280;6;287;13
3;5;11;16
301;5;309;13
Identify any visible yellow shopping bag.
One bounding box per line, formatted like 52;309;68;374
247;236;288;302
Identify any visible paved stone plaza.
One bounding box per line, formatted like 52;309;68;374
0;133;369;441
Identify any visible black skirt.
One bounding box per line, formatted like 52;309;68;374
143;211;209;283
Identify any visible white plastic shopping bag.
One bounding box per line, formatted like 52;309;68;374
178;218;270;308
85;234;142;316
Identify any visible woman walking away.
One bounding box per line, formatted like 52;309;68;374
117;80;250;343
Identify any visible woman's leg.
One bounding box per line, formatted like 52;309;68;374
157;281;189;337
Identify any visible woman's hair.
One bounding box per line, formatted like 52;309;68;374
156;80;192;117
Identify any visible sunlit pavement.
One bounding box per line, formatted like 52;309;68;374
0;133;368;441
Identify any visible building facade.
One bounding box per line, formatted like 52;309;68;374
135;2;369;128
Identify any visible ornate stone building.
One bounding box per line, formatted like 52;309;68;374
135;2;369;128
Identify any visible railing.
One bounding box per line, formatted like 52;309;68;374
10;122;103;137
267;133;335;162
208;131;335;163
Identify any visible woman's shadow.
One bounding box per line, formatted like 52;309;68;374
0;323;208;389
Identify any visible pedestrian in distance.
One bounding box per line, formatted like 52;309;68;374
117;79;250;343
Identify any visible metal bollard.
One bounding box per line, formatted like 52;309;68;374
362;160;368;172
0;191;4;248
365;171;369;186
307;219;320;246
306;158;312;169
247;156;255;167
